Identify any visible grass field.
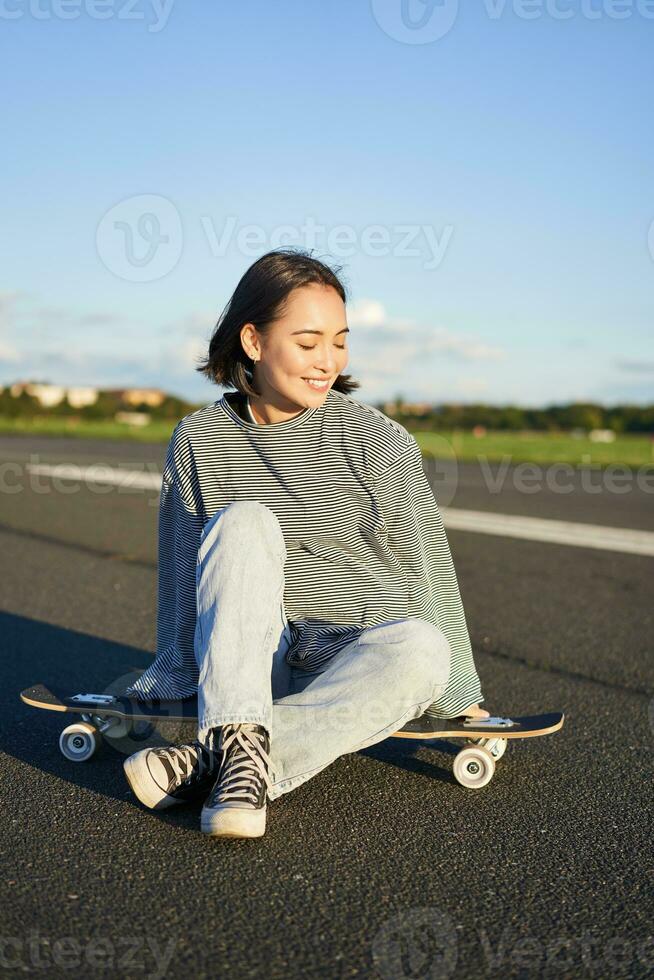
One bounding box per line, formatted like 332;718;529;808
413;429;654;469
0;415;652;469
0;416;178;444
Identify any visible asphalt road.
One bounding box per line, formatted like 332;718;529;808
1;435;652;979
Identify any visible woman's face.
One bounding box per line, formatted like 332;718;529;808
241;283;350;410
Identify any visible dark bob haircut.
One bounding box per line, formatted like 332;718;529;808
195;248;361;397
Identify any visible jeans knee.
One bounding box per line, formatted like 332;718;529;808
396;619;451;692
200;500;285;560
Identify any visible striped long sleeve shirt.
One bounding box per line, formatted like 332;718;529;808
125;388;483;716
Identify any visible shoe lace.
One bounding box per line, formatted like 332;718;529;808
211;725;273;805
157;741;219;785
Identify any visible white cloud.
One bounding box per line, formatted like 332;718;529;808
160;310;215;338
348;299;388;329
35;307;116;324
3;290;640;407
343;297;506;404
155;310;214;378
348;297;504;361
615;359;654;374
0;291;25;330
162;335;208;376
423;329;505;362
0;341;20;363
348;298;414;333
0;292;26;364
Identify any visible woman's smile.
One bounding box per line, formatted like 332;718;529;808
301;377;331;391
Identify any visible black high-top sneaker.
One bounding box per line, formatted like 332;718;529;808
201;724;273;838
124;734;221;811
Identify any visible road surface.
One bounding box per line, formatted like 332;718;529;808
1;435;652;979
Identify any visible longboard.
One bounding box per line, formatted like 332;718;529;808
20;684;199;761
392;712;563;740
20;684;563;789
390;712;564;787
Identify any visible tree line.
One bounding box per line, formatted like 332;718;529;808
376;399;654;433
1;387;652;433
0;388;193;421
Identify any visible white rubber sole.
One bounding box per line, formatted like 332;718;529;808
201;805;267;838
123;751;182;811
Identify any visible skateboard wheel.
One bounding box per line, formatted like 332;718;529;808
469;736;507;761
453;745;495;789
59;722;101;762
102;718;155;745
101;716;131;740
488;738;507;761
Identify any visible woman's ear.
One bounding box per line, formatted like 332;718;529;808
240;323;258;361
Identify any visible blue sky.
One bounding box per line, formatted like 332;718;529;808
1;0;652;407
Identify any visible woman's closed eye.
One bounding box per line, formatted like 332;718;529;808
299;344;346;351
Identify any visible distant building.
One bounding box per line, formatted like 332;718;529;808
115;410;151;427
6;382;170;408
8;381;98;408
405;402;434;416
67;387;99;408
589;429;616;443
103;387;166;407
383;400;433;416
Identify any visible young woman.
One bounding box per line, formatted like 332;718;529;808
123;248;487;839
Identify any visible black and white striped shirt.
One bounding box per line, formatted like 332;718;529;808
125;388;482;716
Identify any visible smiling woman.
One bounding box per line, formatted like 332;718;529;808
195;248;360;425
123;247;485;839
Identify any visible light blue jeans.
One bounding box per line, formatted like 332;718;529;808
195;501;451;800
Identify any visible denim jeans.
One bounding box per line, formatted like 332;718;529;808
195;500;451;800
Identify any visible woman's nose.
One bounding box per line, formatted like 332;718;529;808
313;348;337;373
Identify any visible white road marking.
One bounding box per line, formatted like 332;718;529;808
26;463;162;490
24;463;654;558
439;507;654;557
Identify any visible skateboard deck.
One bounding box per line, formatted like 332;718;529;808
20;684;199;762
391;712;564;740
390;711;564;788
20;683;564;788
20;684;199;722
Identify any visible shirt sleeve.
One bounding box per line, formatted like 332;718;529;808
373;436;483;717
124;423;204;701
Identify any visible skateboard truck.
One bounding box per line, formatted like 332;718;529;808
70;694;117;706
462;716;516;729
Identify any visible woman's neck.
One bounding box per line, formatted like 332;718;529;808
245;396;261;424
246;393;308;425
